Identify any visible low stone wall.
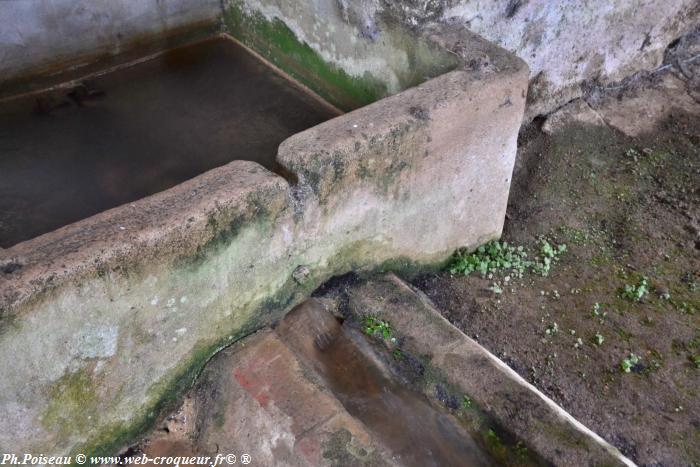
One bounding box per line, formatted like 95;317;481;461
0;7;527;459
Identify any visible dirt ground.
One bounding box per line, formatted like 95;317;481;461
413;98;700;465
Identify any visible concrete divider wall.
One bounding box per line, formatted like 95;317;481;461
223;0;460;110
0;4;527;458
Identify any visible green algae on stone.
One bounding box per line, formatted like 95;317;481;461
72;329;252;459
222;1;458;112
223;3;387;111
42;370;99;440
321;428;388;466
71;272;305;459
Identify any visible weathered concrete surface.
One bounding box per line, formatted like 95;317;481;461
541;99;607;135
2;0;697;119
0;161;292;455
0;0;220;91
665;24;700;103
109;329;394;466
223;0;460;110
346;274;635;467
0;22;527;457
121;276;636;466
586;71;700;138
440;0;700;119
275;300;494;466
543;68;700;137
542;24;700;136
120;308;479;466
194;330;395;466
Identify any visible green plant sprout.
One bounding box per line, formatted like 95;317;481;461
361;315;393;339
620;353;640;373
461;395;473;409
449;238;566;278
622;277;649;302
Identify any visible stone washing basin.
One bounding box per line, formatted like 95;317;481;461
0;36;338;248
0;0;529;457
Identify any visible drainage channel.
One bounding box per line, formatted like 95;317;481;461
276;300;494;467
116;274;633;466
122;296;549;467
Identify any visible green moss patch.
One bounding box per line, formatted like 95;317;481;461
42;370;99;441
223;3;387;111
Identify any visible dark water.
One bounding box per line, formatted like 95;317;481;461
0;37;337;247
277;300;494;467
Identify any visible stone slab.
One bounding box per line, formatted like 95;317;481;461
347;274;636;467
587;71;700;137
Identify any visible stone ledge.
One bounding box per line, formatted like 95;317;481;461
0;161;288;317
347;274;636;467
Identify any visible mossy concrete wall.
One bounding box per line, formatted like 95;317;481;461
3;0;696;119
0;13;527;460
223;0;459;110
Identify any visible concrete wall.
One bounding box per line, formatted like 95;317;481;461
0;0;220;83
229;0;699;117
437;0;700;118
223;0;459;110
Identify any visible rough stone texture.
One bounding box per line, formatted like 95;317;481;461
4;0;696;119
665;24;700;103
276;64;527;262
126;275;638;465
0;0;220;90
118;329;394;467
585;70;700;137
439;0;700;119
0;161;292;455
230;0;700;118
193;330;394;466
223;0;460;110
3;0;698;119
0;20;527;456
346;274;636;467
541;99;607;134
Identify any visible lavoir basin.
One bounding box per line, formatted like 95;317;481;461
2;4;607;462
0;36;338;248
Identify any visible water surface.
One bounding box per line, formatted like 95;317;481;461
0;37;337;247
